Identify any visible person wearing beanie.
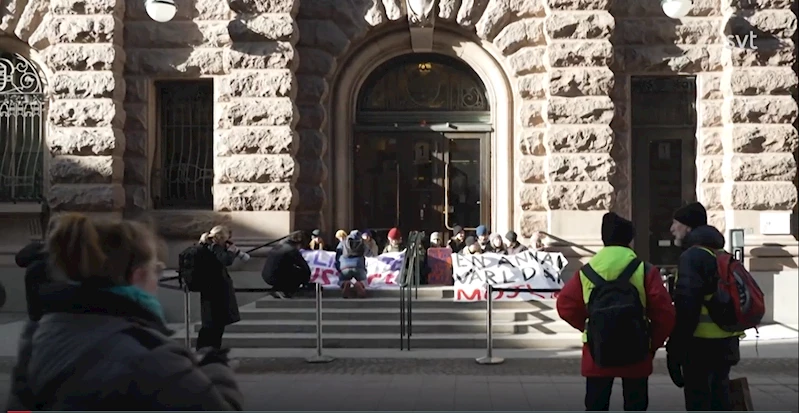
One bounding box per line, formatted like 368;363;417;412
429;232;443;248
504;230;528;255
448;225;466;253
335;230;367;298
667;202;739;411
556;212;675;410
383;227;403;253
462;236;482;255
308;229;326;251
475;225;490;251
487;232;506;254
361;229;379;257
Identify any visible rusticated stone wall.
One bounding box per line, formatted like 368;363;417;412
1;0;128;213
122;0;302;232
719;0;798;234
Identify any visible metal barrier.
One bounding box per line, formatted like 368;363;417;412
158;275;334;363
475;284;563;365
399;231;423;351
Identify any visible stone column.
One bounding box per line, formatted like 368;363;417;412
543;0;616;246
46;0;126;215
697;73;727;232
720;0;798;269
217;0;300;234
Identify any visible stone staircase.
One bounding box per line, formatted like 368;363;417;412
184;286;583;349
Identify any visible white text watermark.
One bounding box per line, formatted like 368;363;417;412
723;32;759;49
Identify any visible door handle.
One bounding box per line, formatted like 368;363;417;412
443;162;453;230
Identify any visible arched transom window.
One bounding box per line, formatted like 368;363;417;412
0;50;44;203
357;53;489;123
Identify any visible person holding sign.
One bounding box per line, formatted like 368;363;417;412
556;212;675;411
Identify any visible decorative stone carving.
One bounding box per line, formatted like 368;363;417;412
407;0;438;52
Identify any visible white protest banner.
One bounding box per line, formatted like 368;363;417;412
452;250;567;301
301;249;404;289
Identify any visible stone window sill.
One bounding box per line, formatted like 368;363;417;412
0;203;42;214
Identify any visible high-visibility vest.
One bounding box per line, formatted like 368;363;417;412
578;246;647;343
674;247;743;339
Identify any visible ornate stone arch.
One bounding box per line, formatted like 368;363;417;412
328;26;514;232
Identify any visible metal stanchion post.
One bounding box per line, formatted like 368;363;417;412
183;284;191;350
476;284;504;365
306;282;334;363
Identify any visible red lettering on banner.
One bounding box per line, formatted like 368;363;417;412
504;288;520;299
456;288;483;301
367;273;380;285
310;268;332;285
385;273;396;284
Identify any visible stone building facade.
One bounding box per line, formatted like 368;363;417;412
0;0;797;280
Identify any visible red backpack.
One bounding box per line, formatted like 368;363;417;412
700;247;766;332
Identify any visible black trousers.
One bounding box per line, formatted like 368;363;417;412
682;363;733;411
196;326;225;350
585;377;649;411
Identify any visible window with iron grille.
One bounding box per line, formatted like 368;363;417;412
152;80;214;209
0;50;45;203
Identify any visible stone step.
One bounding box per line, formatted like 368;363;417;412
187;332;583;349
254;297;557;311
209;319;576;335
237;307;562;322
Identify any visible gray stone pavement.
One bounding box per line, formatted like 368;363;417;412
1;371;797;411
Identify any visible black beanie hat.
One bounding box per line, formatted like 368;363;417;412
601;212;635;247
464;236;476;246
673;202;707;229
505;231;518;243
453;225;464;235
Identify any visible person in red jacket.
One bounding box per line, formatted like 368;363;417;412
557;212;676;411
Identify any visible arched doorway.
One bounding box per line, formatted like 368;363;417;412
0;50;45;203
353;53;491;236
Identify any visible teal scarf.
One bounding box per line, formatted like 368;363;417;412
105;285;166;322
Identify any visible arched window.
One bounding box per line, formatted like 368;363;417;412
357;53;489;123
0;50;44;202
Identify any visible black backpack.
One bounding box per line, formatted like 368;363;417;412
581;258;650;368
178;244;222;292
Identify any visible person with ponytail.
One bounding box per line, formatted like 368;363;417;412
6;214;242;411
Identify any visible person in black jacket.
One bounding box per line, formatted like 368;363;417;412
6;213;242;411
667;202;740;411
15;241;49;321
261;232;311;299
197;226;242;350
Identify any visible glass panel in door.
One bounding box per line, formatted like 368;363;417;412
398;135;444;234
647;138;685;267
445;136;484;230
354;135;399;231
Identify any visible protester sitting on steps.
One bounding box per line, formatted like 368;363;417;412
556;212;675;411
335;229;347;244
362;229;379;257
308;229;326;251
487;232;506;254
462;236;482;255
383;227;403;253
262;232;312;299
6;214;243;410
448;225;466;252
336;230;367;298
504;231;527;255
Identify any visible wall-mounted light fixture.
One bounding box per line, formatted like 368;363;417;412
145;0;177;23
661;0;693;19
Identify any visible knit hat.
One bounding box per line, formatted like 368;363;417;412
349;229;360;238
452;225;464;235
430;232;442;243
505;231;518;243
335;229;347;239
388;227;401;240
476;225;487;236
311;229;321;237
464;236;476;246
601;212;635;247
673;202;707;229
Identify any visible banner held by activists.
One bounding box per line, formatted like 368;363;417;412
301;250;404;289
452;250;567;301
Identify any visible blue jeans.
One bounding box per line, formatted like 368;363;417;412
338;268;366;288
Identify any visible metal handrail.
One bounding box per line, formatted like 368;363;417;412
399;231;423;350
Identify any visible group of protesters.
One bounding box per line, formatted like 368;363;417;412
6;201;753;411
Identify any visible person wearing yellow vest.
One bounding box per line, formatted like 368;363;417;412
557;213;675;411
667;202;742;411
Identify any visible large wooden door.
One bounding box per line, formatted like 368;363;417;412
631;76;698;268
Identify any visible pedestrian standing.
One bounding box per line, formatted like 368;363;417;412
556;212;675;411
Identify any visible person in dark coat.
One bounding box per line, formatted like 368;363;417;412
15;241;49;321
504;231;528;255
668;202;742;411
261;232;312;299
557;212;675;411
6;213;242;411
448;225;466;252
197;225;242;350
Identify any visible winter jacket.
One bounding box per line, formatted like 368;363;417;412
556;246;676;378
200;243;241;328
15;241;49;321
667;225;741;366
383;243;403;254
262;241;312;287
447;238;465;253
335;235;366;273
5;284;242;410
364;239;379;257
506;243;528;255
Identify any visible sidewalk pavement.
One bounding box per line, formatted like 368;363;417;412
0;372;796;411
